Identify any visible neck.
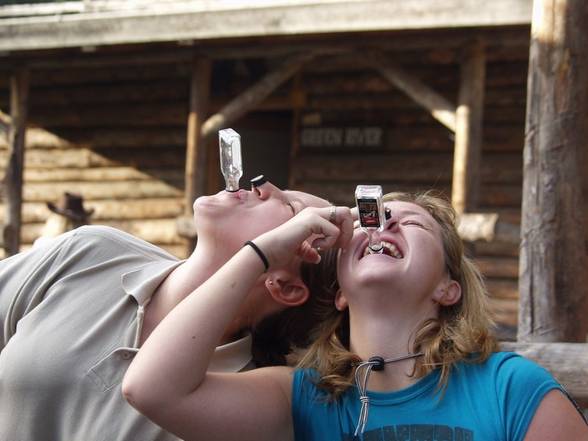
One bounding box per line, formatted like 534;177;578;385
140;237;252;345
347;301;436;391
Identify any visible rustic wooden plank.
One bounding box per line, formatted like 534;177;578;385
292;154;521;184
0;167;181;183
22;181;181;202
519;0;588;343
501;342;588;401
201;52;316;139
0;1;532;52
3;69;29;257
475;256;519;279
0;198;184;223
458;212;520;245
360;50;457;131
20;219;186;245
452;40;486;213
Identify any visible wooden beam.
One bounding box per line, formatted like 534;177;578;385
182;58;211;245
452;40;486;214
360;50;457;132
518;0;588;343
502;342;588;401
457;213;520;245
201;52;316;139
3;69;29;257
0;0;533;52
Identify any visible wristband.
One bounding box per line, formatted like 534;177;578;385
244;241;269;272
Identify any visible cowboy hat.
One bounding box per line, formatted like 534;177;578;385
47;192;95;221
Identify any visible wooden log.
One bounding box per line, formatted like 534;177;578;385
0;198;184;223
501;342;588;401
292;154;522;185
0;167;182;183
359;50;457;131
488;297;519;327
452;40;486;214
3;69;29;257
0;0;533;52
474;239;520;258
22;181;181;202
519;0;588;343
201;52;316;139
475;256;519;279
20;219;186;245
458;212;520;244
486;279;519;300
185;58;212;223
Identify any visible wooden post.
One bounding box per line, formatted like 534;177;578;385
201;52;316;139
183;58;211;248
3;68;29;257
518;0;588;342
451;40;486;214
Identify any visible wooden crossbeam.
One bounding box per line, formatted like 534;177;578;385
0;0;533;52
201;52;316;140
360;50;457;132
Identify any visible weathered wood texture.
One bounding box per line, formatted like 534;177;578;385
0;31;531;332
0;0;532;52
452;40;485;213
185;58;211;217
518;0;588;342
2;69;29;257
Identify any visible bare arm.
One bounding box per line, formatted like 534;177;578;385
122;206;352;441
524;390;588;441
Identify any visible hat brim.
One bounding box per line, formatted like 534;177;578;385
47;202;94;221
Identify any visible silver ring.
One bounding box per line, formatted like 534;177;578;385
329;206;336;223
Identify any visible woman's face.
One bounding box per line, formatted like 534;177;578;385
193;180;330;246
337;200;448;307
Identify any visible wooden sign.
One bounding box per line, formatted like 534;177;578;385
300;127;383;148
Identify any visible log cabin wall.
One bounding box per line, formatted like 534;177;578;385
0;28;529;338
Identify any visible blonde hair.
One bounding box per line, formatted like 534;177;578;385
298;191;498;399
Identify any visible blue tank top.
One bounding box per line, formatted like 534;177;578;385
292;352;562;441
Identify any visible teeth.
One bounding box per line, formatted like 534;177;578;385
362;241;403;259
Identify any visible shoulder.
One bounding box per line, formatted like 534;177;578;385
67;226;175;260
461;352;563;440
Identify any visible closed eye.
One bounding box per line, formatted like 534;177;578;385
287;202;297;215
402;220;425;228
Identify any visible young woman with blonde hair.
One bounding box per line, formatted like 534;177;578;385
124;191;588;441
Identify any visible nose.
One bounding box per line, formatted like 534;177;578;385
384;215;400;232
250;175;278;200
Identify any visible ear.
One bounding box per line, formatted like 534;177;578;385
334;289;349;311
265;269;309;307
432;279;462;306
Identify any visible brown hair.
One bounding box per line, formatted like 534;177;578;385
297;191;498;399
251;248;340;367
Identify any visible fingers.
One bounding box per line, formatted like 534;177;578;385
303;205;353;251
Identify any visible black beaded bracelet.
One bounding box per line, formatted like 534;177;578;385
244;240;269;272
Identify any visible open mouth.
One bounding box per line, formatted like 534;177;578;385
361;240;404;259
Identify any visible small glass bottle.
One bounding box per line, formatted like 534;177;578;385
355;185;385;253
219;128;242;192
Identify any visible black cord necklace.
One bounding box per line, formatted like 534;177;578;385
353;353;425;437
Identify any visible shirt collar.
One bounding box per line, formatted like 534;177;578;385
208;334;253;373
121;259;183;306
